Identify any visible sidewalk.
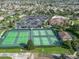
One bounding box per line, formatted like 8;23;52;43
0;53;34;59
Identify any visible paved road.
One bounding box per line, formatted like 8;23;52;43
0;53;34;59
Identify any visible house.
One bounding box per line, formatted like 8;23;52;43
58;31;72;41
0;16;4;21
48;16;69;26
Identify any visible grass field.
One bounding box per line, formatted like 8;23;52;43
31;47;71;54
0;48;22;53
0;47;71;54
0;57;12;59
72;20;79;25
75;31;79;34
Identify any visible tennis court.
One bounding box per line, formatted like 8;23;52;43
31;29;61;46
0;29;61;48
16;31;29;44
2;31;17;45
0;29;29;47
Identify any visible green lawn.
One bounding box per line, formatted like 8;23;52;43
72;20;79;25
0;48;22;53
75;31;79;34
0;57;12;59
0;47;71;54
31;47;71;54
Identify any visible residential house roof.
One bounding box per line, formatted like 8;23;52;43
58;31;72;41
48;16;68;26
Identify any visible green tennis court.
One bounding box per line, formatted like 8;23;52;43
0;29;61;48
31;29;61;46
33;37;41;46
2;32;17;45
0;29;29;47
17;32;29;44
41;37;50;45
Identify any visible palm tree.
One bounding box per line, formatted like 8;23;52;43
8;20;14;28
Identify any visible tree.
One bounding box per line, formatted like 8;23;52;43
27;40;34;50
8;20;13;28
60;54;66;59
51;25;64;32
13;13;20;21
71;39;79;57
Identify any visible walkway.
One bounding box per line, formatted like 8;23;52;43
0;53;34;59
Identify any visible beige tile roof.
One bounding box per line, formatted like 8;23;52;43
58;31;72;41
49;16;68;25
